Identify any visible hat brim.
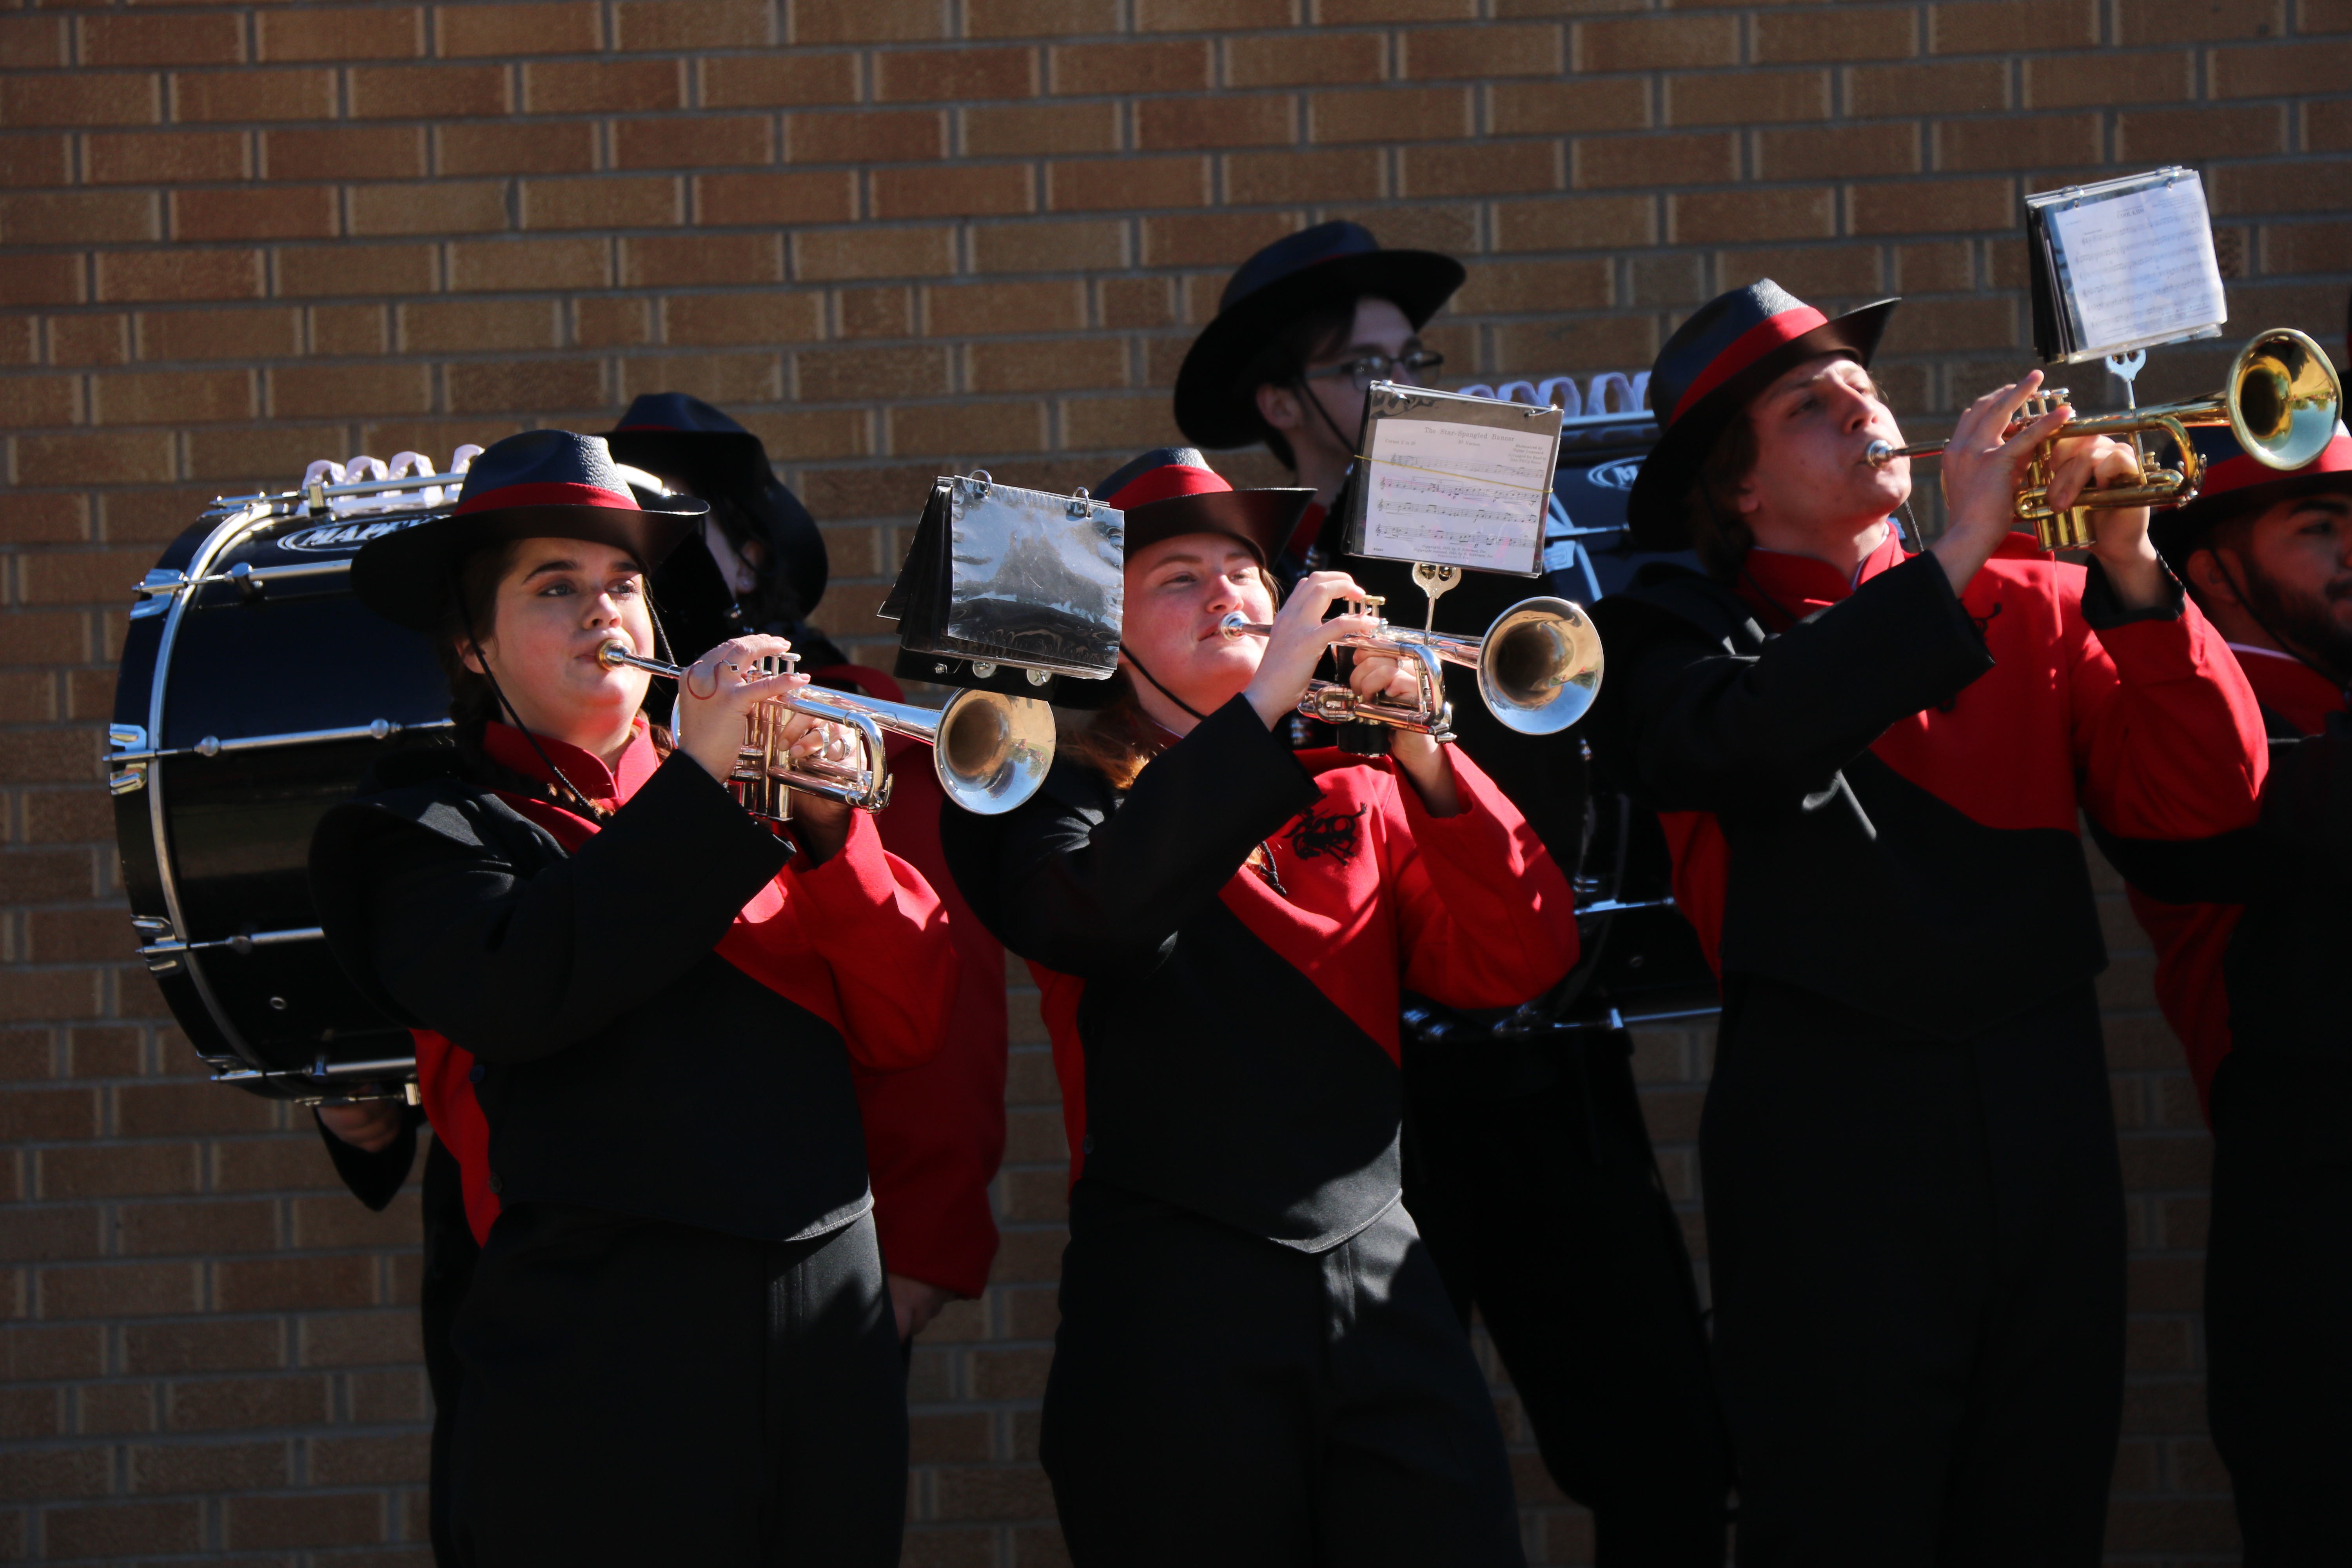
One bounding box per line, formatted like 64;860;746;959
1625;298;1900;553
1174;250;1467;451
1122;489;1316;567
351;497;704;633
2152;464;2352;572
601;426;829;616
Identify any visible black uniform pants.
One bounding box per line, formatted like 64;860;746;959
1042;1179;1525;1568
2204;1049;2352;1564
1401;1030;1731;1566
418;1138;476;1568
1702;976;2125;1568
446;1202;906;1568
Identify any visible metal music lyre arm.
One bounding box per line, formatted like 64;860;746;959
1219;594;1605;740
1865;327;2343;550
595;641;1054;818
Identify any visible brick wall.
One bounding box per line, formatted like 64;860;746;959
4;0;2347;1561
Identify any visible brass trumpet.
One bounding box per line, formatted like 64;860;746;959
1865;327;2343;550
1218;594;1605;740
598;641;1054;818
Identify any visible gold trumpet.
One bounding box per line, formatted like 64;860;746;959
598;641;1054;818
1218;594;1604;740
1865;327;2343;550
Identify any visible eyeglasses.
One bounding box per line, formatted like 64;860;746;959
1301;350;1446;393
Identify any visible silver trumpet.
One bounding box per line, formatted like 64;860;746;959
597;640;1054;818
1218;593;1605;740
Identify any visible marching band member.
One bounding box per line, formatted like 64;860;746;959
1176;222;1731;1563
1584;280;2269;1565
939;449;1581;1567
308;429;956;1566
2089;425;2352;1561
605;392;1010;1337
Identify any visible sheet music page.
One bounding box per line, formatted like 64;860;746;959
1359;416;1553;572
2045;176;2226;356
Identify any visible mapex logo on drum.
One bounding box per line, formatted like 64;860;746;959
1584;458;1644;492
279;518;430;553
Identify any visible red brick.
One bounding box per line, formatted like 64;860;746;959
448;357;608;414
227;1490;384;1551
615;0;772;48
523;58;684;113
0;190;157;246
2208;157;2352;215
1323;0;1472;17
81;13;243;68
621;231;783;285
1308;85;1470;144
348;179;509;236
350;64;511;119
1934;113;2100;172
1229;146;1386;204
0;492;88;543
925;281;1086;337
2021;49;2195;107
1576;15;1737;71
173;69;338;124
522;176;682;230
1135;0;1298;27
174;186;340;243
95;248;264;305
872;164;1035;220
0;1208;100;1263
1138;95;1295;150
701;53;860;108
614;115;775;170
2117;0;2282;41
2213;38;2352;96
1929;0;2098;51
1852;176;2016;235
269;361;436;418
0;132;73;187
789;110;946;164
2261;218;2352;274
40;1261;201;1318
1665;70;1831;127
793;225;956;281
1760;123;1921;180
878;45;1038;102
1401;22;1560;78
0;254;83;307
38;1143;199;1200
216;1253;378;1313
1754;7;1918;62
2117;103;2287;162
1403;140;1559;198
662;292;821;347
436;2;604;57
1047;155;1210;211
1670;187;1836;244
695;170;857;226
1;73;162;129
92;369;255;426
1848;60;2011;117
85;130;247;185
965;102;1120;156
796;343;953;401
437;120;597;176
450;236;612;292
1492;78;1648;135
0;15;67;70
258;6;425;62
1492;193;1656;252
45;1500;201;1559
128;1441;289;1495
278;241;436;298
399;299;561;353
1574;132;1732;190
265;126;426;181
791;0;953;43
1054;38;1213;91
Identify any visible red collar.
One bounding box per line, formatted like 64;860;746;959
482;717;661;810
1736;525;1907;627
2229;644;2349;735
1289;499;1327;563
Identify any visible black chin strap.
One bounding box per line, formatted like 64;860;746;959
1119;644;1210;723
456;574;613;820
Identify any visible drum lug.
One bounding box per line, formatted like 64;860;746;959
108;725;150;794
109;763;147;795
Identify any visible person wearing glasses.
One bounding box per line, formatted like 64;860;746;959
1172;224;1733;1565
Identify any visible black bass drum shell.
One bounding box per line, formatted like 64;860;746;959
112;503;453;1098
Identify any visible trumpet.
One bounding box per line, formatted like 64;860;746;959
597;641;1054;818
1865;327;2343;550
1218;594;1604;740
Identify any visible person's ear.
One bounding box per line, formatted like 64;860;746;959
1255;381;1303;434
459;638;488;677
1733;476;1762;518
2185;546;2242;610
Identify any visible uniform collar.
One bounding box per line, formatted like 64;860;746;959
483;716;661;809
1737;523;1907;627
2227;642;2349;734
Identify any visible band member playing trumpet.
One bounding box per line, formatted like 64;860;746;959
1177;223;1732;1564
939;450;1581;1567
1584;281;2269;1564
2089;424;2352;1562
309;430;957;1566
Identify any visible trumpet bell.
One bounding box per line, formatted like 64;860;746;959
2229;327;2341;473
1476;597;1605;736
932;690;1055;816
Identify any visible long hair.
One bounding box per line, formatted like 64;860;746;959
1685;408;1760;584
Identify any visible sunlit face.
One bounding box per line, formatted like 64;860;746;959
1738;353;1911;528
2201;492;2352;671
464;537;654;745
1120;532;1277;718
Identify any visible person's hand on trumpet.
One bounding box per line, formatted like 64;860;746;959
674;635;857;862
1933;368;2168;610
1241;572;1461;817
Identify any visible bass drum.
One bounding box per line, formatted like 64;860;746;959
109;485;457;1102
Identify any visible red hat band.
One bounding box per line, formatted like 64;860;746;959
1102;463;1233;512
453;480;643;516
2198;430;2352;503
1671;305;1831;424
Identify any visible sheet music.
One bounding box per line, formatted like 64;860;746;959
2043;175;2226;358
1360;417;1553;573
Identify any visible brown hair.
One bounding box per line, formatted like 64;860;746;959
1684;410;1760;583
431;536;525;748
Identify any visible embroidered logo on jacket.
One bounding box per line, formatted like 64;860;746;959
1285;804;1366;866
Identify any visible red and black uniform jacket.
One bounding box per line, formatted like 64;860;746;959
939;695;1580;1250
2090;649;2352;1120
309;719;959;1247
1585;530;2268;1038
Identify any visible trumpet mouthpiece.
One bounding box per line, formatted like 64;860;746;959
1865;439;1896;467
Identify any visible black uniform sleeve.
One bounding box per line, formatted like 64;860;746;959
941;695;1321;978
347;751;791;1064
313;1104;421;1212
1589;552;1994;811
2092;722;2352;905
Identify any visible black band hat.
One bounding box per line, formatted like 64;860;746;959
2150;421;2352;576
351;429;704;633
1625;279;1901;552
1174;221;1465;452
1096;447;1313;566
601;392;830;617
